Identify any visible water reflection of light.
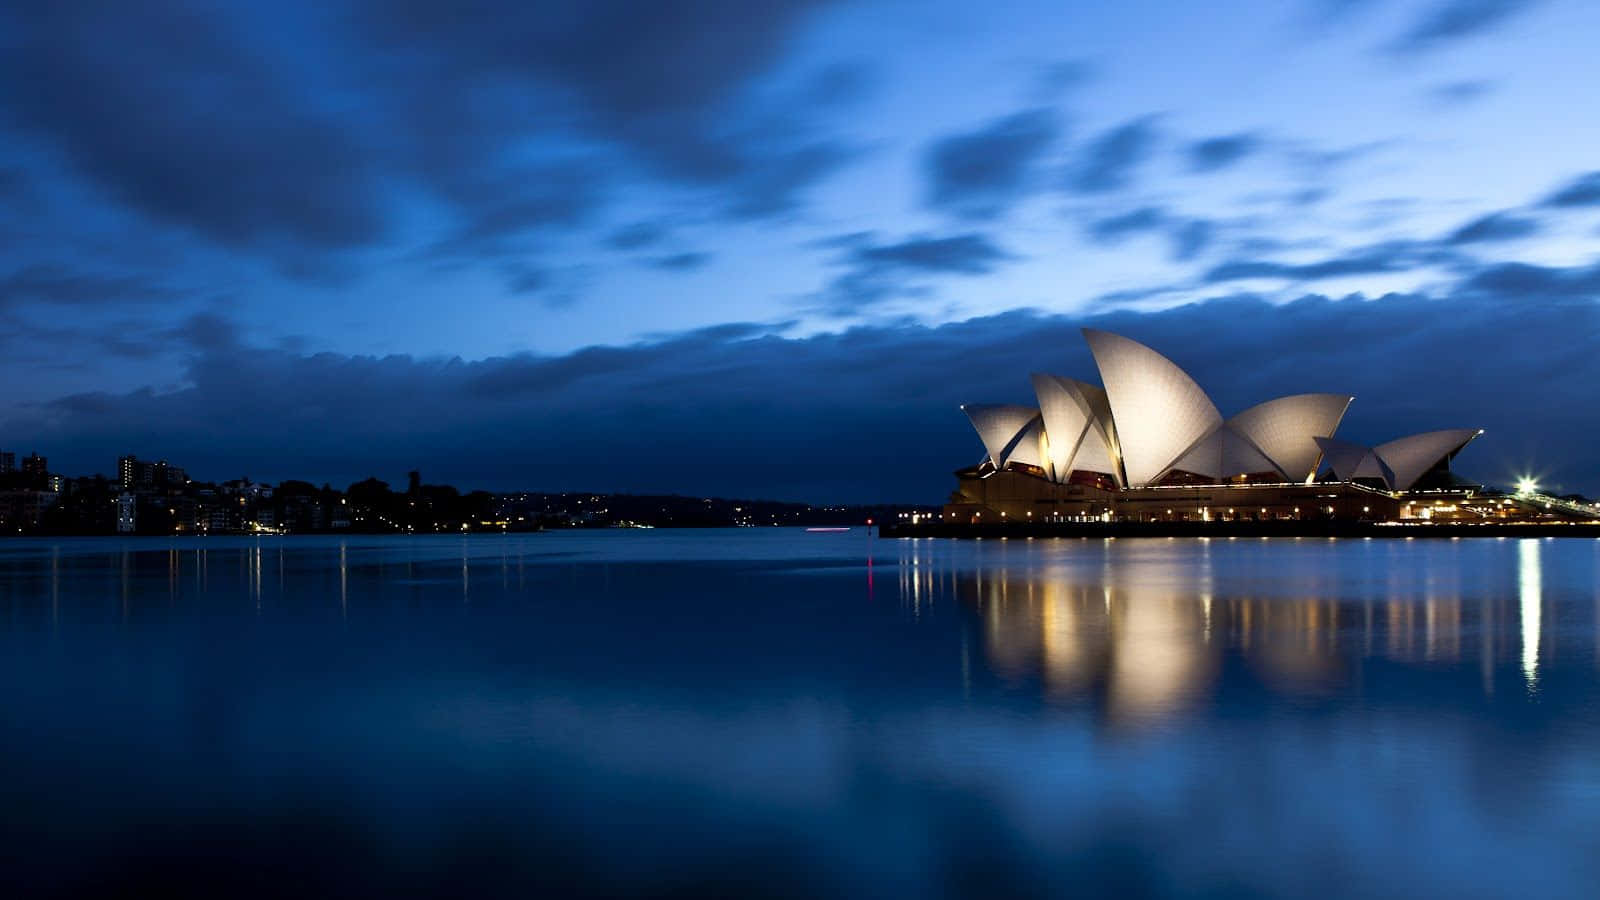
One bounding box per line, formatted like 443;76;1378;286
1519;539;1541;692
1107;591;1210;723
900;538;1575;724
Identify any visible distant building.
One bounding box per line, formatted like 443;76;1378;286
116;493;137;533
21;452;47;481
119;455;186;491
0;489;57;532
0;451;14;475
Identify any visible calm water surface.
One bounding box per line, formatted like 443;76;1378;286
2;530;1599;897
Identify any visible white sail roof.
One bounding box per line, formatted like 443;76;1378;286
1030;374;1123;484
1031;374;1091;482
1067;378;1123;486
1314;436;1395;485
1162;427;1279;481
1228;394;1353;483
1006;415;1047;470
961;404;1042;470
1083;329;1221;487
1373;429;1482;490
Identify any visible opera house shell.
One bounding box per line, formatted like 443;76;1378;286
952;329;1482;522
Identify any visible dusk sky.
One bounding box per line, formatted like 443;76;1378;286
4;0;1600;501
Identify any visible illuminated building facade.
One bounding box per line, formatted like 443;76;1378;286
947;329;1487;523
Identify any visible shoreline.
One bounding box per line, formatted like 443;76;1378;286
879;521;1600;540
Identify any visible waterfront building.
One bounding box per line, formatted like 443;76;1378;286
20;452;47;481
116;493;137;533
948;329;1494;523
119;455;188;491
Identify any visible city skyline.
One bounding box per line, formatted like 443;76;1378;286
3;0;1598;500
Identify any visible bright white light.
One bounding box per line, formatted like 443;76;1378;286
1516;477;1539;497
1519;539;1541;692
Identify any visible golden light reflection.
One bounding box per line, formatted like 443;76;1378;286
897;540;1557;726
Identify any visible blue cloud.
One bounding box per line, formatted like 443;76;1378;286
1169;219;1216;262
924;109;1060;219
1086;207;1167;243
1427;80;1496;106
811;232;1013;315
1186;134;1261;173
1202;241;1451;283
1390;0;1542;54
1542;172;1600;208
648;252;713;271
1068;117;1160;194
1445;211;1540;244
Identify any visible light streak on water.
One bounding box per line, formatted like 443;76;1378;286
1519;539;1541;692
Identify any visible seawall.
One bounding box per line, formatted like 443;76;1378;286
879;520;1600;540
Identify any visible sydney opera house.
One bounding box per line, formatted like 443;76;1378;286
947;329;1485;523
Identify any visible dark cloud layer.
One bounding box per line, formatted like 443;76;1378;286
0;2;384;252
924;109;1060;219
0;0;853;289
14;283;1600;501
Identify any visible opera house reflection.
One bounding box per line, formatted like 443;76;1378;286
897;536;1558;725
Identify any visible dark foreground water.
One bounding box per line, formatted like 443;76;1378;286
2;531;1599;898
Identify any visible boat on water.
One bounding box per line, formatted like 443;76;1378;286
805;527;851;533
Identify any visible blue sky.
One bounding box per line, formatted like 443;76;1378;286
3;0;1599;500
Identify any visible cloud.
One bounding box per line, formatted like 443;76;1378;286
1032;59;1095;99
503;265;551;296
924;109;1060;219
1067;117;1160;194
723;140;859;220
1169;219;1216;262
1202;241;1453;283
1185;133;1261;173
0;264;182;309
352;0;851;217
1541;172;1600;208
811;232;1014;315
1306;0;1380;23
1390;0;1541;54
1085;207;1167;244
850;234;1010;274
647;251;713;271
1444;211;1539;244
1084;207;1217;262
1427;79;1496;106
15;286;1600;501
0;3;385;254
606;222;669;251
1459;260;1600;299
0;0;856;290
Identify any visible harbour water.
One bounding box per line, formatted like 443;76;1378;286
3;531;1599;897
